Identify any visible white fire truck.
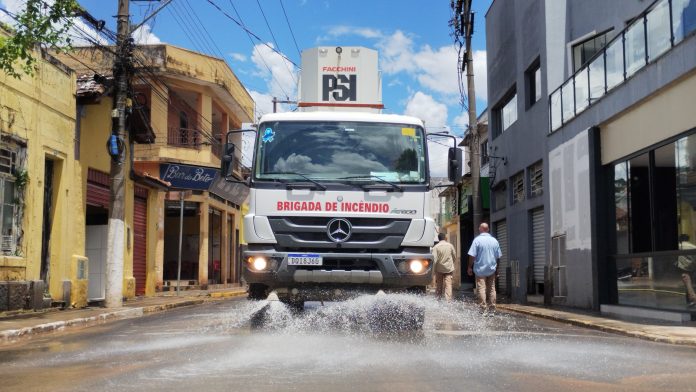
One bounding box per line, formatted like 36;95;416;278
223;47;461;308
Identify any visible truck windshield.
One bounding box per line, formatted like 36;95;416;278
254;121;427;184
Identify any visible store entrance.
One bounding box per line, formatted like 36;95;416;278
163;201;200;285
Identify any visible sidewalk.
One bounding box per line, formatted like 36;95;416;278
0;286;247;345
498;303;696;347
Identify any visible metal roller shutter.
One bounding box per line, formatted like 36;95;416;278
133;187;148;296
87;169;110;208
531;208;546;284
495;220;508;294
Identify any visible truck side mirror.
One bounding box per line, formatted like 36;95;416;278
221;143;236;179
448;147;463;184
222;128;257;184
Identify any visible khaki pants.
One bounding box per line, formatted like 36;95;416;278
435;272;453;301
475;275;497;310
682;273;696;303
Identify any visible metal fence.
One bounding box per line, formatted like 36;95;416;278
549;0;696;132
167;127;222;160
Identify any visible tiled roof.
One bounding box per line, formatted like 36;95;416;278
76;73;112;98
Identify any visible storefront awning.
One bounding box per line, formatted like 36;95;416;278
132;169;171;191
209;176;249;206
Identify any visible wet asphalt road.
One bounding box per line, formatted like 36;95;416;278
1;295;695;392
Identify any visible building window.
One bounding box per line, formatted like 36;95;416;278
495;89;517;136
611;131;696;310
480;140;489;166
529;161;543;197
493;181;506;212
0;147;17;255
511;171;525;204
526;60;541;107
572;29;612;72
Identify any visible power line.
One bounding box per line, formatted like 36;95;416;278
255;0;281;55
169;2;218;60
255;0;297;86
181;0;227;59
226;0;292;100
205;0;299;68
278;0;301;59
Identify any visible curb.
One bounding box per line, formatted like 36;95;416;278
0;307;143;345
0;292;247;345
209;291;247;299
498;305;696;348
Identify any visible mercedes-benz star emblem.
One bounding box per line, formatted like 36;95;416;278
326;218;352;243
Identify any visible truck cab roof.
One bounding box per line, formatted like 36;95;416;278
257;111;425;127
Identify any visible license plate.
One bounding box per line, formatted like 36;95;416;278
287;253;323;266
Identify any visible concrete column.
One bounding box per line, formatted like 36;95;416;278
149;82;168;140
221;210;229;284
199;94;212;133
230;211;237;283
154;191;165;292
220;111;228;143
198;199;209;287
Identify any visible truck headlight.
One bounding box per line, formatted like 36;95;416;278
408;259;429;274
249;256;268;271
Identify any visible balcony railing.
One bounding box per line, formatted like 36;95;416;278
549;0;696;133
167;127;222;160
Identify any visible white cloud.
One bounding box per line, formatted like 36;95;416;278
325;25;383;39
248;90;274;121
317;24;488;105
404;91;448;129
428;139;461;178
376;30;488;104
412;45;459;95
473;50;488;102
453;112;469;131
132;24;161;45
230;52;247;62
250;43;298;100
70;19;110;46
402;91;465;177
377;30;417;74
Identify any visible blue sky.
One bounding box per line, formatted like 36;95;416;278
2;0;491;174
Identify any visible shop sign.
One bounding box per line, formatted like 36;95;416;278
160;163;218;190
460;183;472;214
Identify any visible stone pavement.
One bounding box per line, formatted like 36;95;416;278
0;287;247;345
498;303;696;347
2;287;696;348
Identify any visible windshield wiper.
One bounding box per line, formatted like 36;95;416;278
262;171;327;191
338;175;404;192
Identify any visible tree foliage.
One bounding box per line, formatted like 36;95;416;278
0;0;80;78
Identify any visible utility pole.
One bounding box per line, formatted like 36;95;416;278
105;0;130;308
462;2;482;231
272;97;297;113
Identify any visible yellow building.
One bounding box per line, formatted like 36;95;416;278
60;44;253;300
0;44;85;310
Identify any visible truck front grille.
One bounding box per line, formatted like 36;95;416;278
299;258;379;271
268;217;410;252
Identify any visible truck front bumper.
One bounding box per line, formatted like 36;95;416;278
242;248;433;293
